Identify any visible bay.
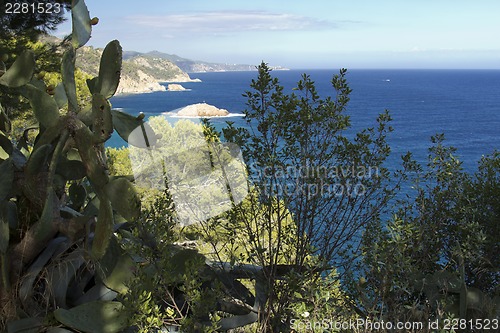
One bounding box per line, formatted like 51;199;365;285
110;69;500;174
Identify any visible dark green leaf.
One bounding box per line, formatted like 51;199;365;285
35;189;58;241
54;301;127;333
0;159;14;201
6;317;44;333
91;199;113;260
96;237;134;294
57;159;86;180
69;183;87;209
0;132;13;155
0;50;35;88
0;219;8;254
0;105;10;133
86;77;98;94
26;144;52;176
2;200;18;229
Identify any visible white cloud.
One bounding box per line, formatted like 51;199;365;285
127;10;338;34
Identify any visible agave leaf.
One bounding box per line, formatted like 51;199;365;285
6;317;43;333
26;144;52;175
104;177;140;221
19;237;68;304
48;248;86;308
21;84;60;128
54;301;127;333
0;219;8;254
71;0;92;48
91;198;113;260
2;200;18;229
0;159;14;201
62;48;78;111
110;109;157;147
10;148;27;169
74;281;118;306
95;40;122;99
0;50;35;88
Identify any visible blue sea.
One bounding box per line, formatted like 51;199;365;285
110;69;500;175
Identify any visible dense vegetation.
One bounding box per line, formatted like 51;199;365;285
1;1;499;332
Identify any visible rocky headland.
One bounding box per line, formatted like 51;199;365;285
76;46;200;95
176;103;229;117
167;84;187;91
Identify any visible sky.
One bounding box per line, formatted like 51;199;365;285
55;0;500;69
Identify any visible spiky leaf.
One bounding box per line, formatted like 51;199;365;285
104;177;140;220
54;301;127;333
96;40;122;98
0;50;35;88
71;0;92;48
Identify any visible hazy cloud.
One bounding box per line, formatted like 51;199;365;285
127;10;339;33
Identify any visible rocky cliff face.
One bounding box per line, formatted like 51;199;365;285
76;46;196;95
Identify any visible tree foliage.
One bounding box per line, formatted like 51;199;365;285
357;135;500;325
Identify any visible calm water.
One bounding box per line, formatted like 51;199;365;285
110;69;500;174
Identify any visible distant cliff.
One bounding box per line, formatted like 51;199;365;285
76;46;198;94
123;50;289;73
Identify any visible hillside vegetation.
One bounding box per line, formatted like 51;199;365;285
76;44;195;94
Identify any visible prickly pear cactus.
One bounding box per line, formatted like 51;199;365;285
0;0;147;331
